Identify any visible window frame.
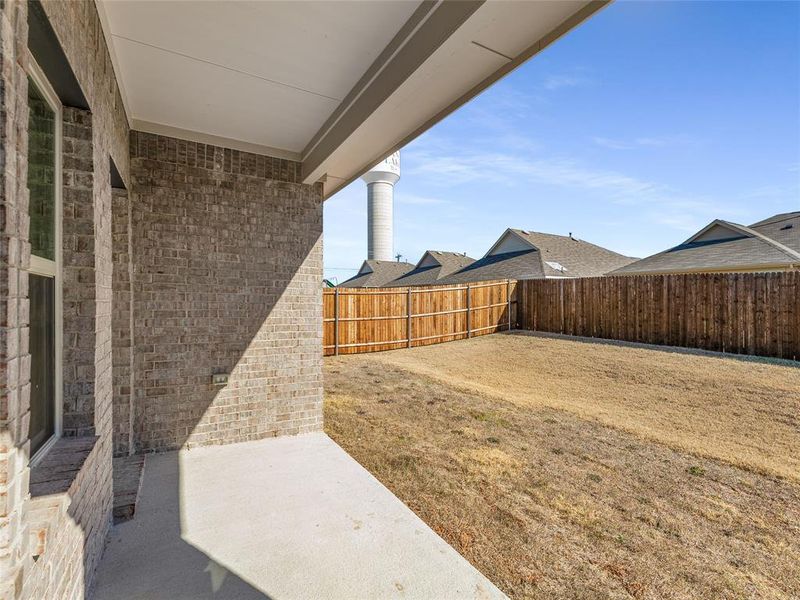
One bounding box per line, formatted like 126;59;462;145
27;57;63;467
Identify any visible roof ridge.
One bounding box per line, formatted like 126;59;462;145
526;230;632;257
368;259;412;264
519;229;572;239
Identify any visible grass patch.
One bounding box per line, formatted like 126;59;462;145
325;335;800;599
365;331;800;481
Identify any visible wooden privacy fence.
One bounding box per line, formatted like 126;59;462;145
517;271;800;360
324;280;517;356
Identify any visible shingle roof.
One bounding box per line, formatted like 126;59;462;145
338;260;414;288
749;211;800;229
748;212;800;253
441;249;544;284
440;229;635;284
612;212;800;275
512;230;637;277
387;251;475;287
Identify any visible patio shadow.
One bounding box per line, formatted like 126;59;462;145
95;451;270;599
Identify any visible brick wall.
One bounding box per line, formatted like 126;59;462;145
19;104;117;598
0;1;33;597
38;0;129;182
61;107;96;438
1;0;126;597
111;188;132;456
129;131;324;452
23;437;107;599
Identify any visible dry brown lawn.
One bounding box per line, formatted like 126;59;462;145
324;332;800;599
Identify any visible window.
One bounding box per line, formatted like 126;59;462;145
27;60;62;462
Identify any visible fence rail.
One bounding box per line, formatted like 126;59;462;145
323;279;517;356
517;272;800;360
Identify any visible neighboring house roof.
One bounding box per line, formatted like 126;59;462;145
748;211;800;253
512;229;637;277
611;212;800;275
338;260;414;288
443;229;636;284
387;251;475;287
442;249;545;283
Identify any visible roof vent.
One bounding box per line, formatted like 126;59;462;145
781;224;794;230
545;260;567;272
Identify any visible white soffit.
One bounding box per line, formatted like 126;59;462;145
98;0;422;159
311;0;607;197
97;0;607;195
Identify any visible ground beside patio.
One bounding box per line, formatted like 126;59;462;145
324;332;800;599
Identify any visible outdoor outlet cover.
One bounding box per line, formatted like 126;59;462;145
212;373;229;385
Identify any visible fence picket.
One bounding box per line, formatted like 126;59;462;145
512;272;798;360
325;273;799;360
324;280;517;355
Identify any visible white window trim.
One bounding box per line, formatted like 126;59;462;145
28;57;63;468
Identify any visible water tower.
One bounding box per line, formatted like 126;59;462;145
361;151;400;261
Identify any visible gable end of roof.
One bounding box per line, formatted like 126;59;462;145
484;229;537;257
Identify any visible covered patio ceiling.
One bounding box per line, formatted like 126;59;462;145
97;0;608;197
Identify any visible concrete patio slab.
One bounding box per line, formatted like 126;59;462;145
94;432;505;600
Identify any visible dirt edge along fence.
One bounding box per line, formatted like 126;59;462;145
323;280;517;356
516;272;799;361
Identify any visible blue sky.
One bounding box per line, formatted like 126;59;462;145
323;1;800;282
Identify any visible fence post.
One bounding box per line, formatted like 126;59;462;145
466;285;472;338
507;280;512;331
333;288;340;356
407;288;413;348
